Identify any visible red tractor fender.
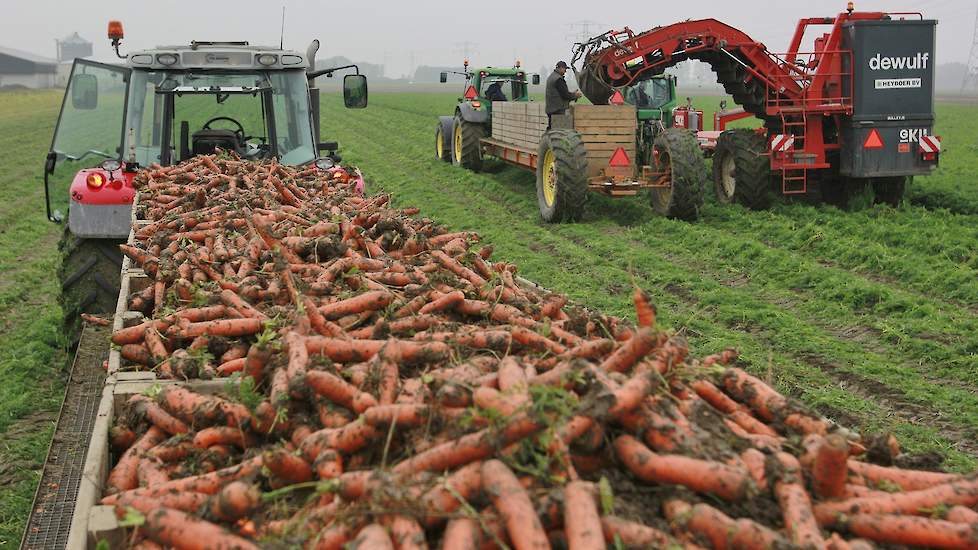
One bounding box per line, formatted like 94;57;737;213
69;166;136;206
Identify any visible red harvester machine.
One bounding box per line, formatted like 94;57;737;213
575;4;940;208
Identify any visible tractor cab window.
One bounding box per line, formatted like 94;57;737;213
52;61;129;164
123;69;315;166
482;79;508;102
625;79;671;110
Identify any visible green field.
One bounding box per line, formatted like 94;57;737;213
0;88;976;545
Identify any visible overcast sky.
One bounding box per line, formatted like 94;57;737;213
4;0;974;76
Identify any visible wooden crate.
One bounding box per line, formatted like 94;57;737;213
571;105;638;178
490;102;547;151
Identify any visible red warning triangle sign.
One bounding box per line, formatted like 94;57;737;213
863;129;884;150
609;89;625;105
608;147;631;167
464;85;478;100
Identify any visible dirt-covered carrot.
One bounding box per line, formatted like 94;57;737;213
106;426;166;494
192;426;256;450
846;459;959;491
842;513;978;550
481;460;550;550
306;369;377;413
208;481;261;522
773;452;824;549
167;317;263;339
383;515;428;550
129;394;189;435
599;327;659;373
633;287;657;328
319;290;394;319
393;416;542;475
601;516;676;548
615;435;752;501
814;476;978;526
441;517;482;550
563;481;604;550
124;505;261;550
813;434;849;499
419;461;483;526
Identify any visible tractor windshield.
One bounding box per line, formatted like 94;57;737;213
124;69;315;166
625;79;671;110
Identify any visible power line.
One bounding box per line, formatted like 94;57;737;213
566;20;605;44
453;42;479;61
962;2;978;93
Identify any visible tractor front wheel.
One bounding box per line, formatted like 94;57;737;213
650;128;706;221
59;227;123;348
535;129;588;223
713;129;774;210
435;116;453;162
452;115;484;171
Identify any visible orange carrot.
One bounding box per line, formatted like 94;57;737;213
126;505;261;550
363;404;431;427
192;426;256;450
116;492;209;514
319;290;394;319
128;394;189;435
812;434;849;499
351;524;395;550
137;456;169;487
815;476;978;526
633;287;656;328
167;317;263;339
601;516;676;548
614;435;752;501
393;416;542;475
384;515;427;550
420;289;465;314
663;499;789;550
842;513;978;550
305;337;450;364
208;480;261;522
264;448;314;484
481;460;550;550
106;426;166;494
599;327;659;373
563;481;604;550
846;459;959;491
143;326;169;363
773;452;824;549
441;517;482;550
946;505;978;524
306;369;378;413
121;343;153;365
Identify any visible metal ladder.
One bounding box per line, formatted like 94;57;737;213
778;110;809;195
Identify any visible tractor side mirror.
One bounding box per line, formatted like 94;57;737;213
532;74;540;85
440;72;448;83
318;141;339;152
45;151;57;174
343;74;368;109
71;73;98;110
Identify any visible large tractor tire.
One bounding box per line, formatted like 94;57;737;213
535;129;588;223
59;226;123;348
872;176;909;207
452;115;484;171
713;129;775;210
650;128;706;221
435;116;454;162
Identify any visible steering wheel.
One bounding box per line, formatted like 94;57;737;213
202;116;248;141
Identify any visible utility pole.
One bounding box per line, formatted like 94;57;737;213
566;20;605;45
962;3;978;93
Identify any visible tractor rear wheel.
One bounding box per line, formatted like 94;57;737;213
650;128;706;221
535;129;588;223
452;115;484;171
58;226;123;348
435;117;453;162
713;129;774;210
872;176;908;207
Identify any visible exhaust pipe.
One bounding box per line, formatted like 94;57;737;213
307;39;322;144
306;39;320;73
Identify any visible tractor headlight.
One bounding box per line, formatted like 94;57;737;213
86;173;106;189
101;159;122;172
257;54;278;66
156;53;178;66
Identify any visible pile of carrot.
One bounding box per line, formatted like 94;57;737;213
103;153;978;550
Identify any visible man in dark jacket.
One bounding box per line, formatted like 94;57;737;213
545;61;582;128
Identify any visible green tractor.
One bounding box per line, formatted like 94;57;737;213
435;61;539;170
620;75;680;165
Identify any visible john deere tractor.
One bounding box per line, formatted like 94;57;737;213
434;61;540;170
45;21;369;345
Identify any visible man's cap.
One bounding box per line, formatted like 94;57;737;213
555;61;568;69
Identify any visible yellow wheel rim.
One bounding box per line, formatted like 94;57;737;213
454;123;463;161
542;149;557;207
436;128;444;158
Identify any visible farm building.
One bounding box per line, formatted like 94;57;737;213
0;46;58;89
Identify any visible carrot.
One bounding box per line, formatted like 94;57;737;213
601;516;676;548
663;499;789;550
351;524;395;550
102;455;264;505
306;370;378;413
220;289;268;320
147;440;194;463
773;452;824;549
116;492;209;514
842;513;978;550
311;521;357;550
264;448;314;484
363;404;431;427
441;517;482;550
113;319;167;345
563;481;604;550
632;288;656;328
384;515;428;550
129;505;261;550
216;357;246;376
473;387;527;416
167;317;263;339
419;461;483;526
812;434;849;499
109;425;137;451
129;394;189;435
305;337;450;364
157;386;223;426
300;421;380;459
420;290;466;314
946;505;978;524
814;476;978;526
846;459;959;491
121;343;154;366
137;456;169;487
119;244;160;275
208;481;261;522
690;379;778;437
599;327;659;373
106;426;166;494
720;367;787;422
319;290;394;319
192;426;256;450
164;305;230;323
614;435;752;501
376;349;400;405
393;415;542;475
80;313;111;326
481;460;550;550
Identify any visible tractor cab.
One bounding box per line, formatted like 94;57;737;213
440;61;540;114
622;74;678;123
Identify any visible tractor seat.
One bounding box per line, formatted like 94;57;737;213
192;129;242;156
